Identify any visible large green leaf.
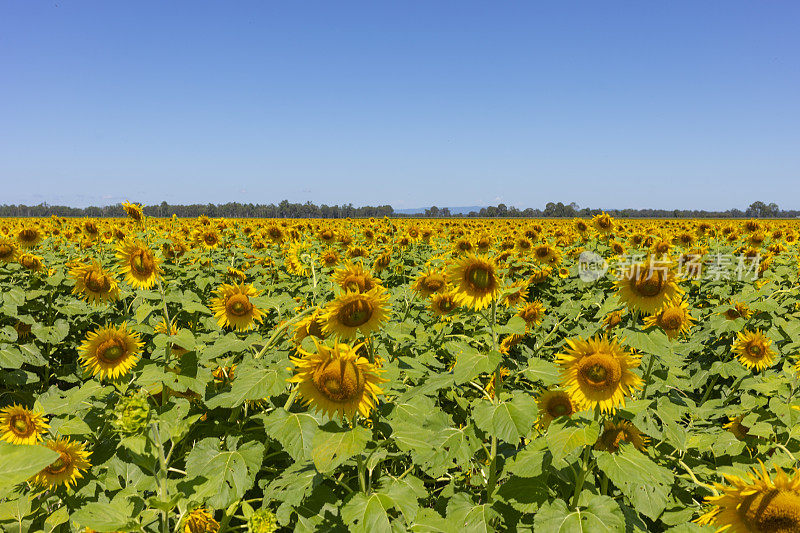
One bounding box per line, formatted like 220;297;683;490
0;443;59;497
205;360;287;408
534;494;624;532
263;408;319;461
472;391;537;443
184;438;264;508
452;347;502;384
596;445;674;519
545;416;600;463
311;425;370;473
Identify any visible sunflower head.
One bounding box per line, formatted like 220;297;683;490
594;419;649;452
430;291;459;319
0;404;49;445
210;283;265;332
18;253;44;272
122;201;144;222
723;301;752;320
643;298;694;340
79;323;143;380
0;238;18;262
536;389;576;429
412;269;449;298
557;335;643;414
31;437;91;488
615;259;682;315
517;300;545;328
182;507;220;533
288;340;386;420
116;240;162;289
733;329;777;372
447;254;501;310
248;508;279;533
112;391;152;435
724;415;751;442
293;308;327;345
16;227;43;248
501;282;529;308
70;260;120;305
697;462;800;533
322;286;390;339
333;262;381;294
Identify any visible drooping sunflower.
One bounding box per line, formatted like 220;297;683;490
333;262;382;294
16;227;43;248
116;240;162;289
292;308;327;345
594;420;649;452
724;415;751;442
210;283;264;332
288;340;386;420
517;300;545;329
284;244;310;277
501;281;528;308
79;323;143;380
31;437;91;488
602;310;624;331
643;298;695;340
0;404;49;445
615;258;683;315
447;254;501;310
18;252;44;272
121;201;144;222
411;269;448;298
70;260;120;305
532;243;562;266
722;301;752;320
733;329;776;371
322;286;390;339
0;237;18;262
536;389;577;429
557;335;643;414
499;333;525;355
696;462;800;533
430;291;459;319
592;213;615;235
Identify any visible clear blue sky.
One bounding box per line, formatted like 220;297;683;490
1;1;799;211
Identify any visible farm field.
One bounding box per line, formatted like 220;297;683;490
1;210;799;532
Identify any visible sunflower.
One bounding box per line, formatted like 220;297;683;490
121;201;144;222
594;419;648;452
0;237;18;262
18;252;44;272
447;254;501;310
182;507;220;533
724;415;751;442
333;262;381;294
592;213;615;235
194;229;221;249
697;462;800;533
532;244;561;265
723;301;752;320
320;248;340;267
411;269;449;298
79;323;143;380
499;333;525;355
501;281;528;308
527;266;553;284
615;258;683;315
70;260;120;305
733;329;776;371
292;308;327;345
536;389;577;429
31;437;91;488
643;298;695;340
116;240;162;289
288;340;386;420
557;335;642;413
284;244;310;277
517;300;545;328
602;310;624;331
430;291;459;319
16;227;43;248
210;283;264;332
322;287;390;339
0;404;49;445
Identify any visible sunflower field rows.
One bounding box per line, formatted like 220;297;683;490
1;209;800;532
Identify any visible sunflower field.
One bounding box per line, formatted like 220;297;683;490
1;208;800;533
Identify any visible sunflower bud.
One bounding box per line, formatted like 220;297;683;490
112;391;151;434
248;509;278;533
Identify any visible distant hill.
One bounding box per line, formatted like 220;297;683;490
395;206;485;215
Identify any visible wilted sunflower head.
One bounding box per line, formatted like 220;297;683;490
322;286;390;339
116;240;162;289
293;308;327;345
79;322;143;380
411;269;448;298
557;335;642;414
603;310;624;331
536;389;576;429
31;437;91;488
0;404;49;445
333;262;381;294
447;254;501;310
594;419;649;452
210;283;264;332
733;329;776;372
723;301;751;320
697;462;800;533
288;340;386;420
70;260;120;305
723;415;751;442
18;252;44;272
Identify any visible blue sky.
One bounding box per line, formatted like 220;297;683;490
1;1;799;210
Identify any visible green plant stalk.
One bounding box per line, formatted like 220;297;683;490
570;407;601;509
283;387;300;411
485;296;500;504
156;278;172;365
151;422;170;533
254;306;316;359
356;453;367;492
640;353;657;399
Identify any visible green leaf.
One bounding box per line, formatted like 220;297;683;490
205;360;287;408
71;500;139;532
446;492;497;532
311;425;370;473
472;391;537;443
545;416;600;463
497;316;526;335
534;494;624;532
184;438;265;508
495;475;549;513
341;493;393;533
0;442;59;497
595;445;674;519
263;408;319;461
524;357;561;386
452;348;502;384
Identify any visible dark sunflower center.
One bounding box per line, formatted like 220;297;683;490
204;234;217;245
0;244;13;258
578;353;623;391
226;295;253;317
740;489;800;533
130;251;154;275
661;310;683;330
47;453;70;475
11;415;32;436
466;265;492;290
548;400;572;418
423;277;445;292
338;299;373;327
84;271;111;293
748;343;764;358
726;309;741;319
586;364;607;383
633;271;664;297
314;359;364;403
19;229;37;242
98;338;127;363
344;276;370;293
601;429;625;451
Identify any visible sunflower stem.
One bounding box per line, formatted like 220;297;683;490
255;307;316;359
283;387;300;411
156;278;172;365
640;353;656;399
150;422;170;533
485;295;501;504
570;407;601;510
356;453;367;492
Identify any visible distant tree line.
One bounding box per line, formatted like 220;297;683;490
0;200;795;219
